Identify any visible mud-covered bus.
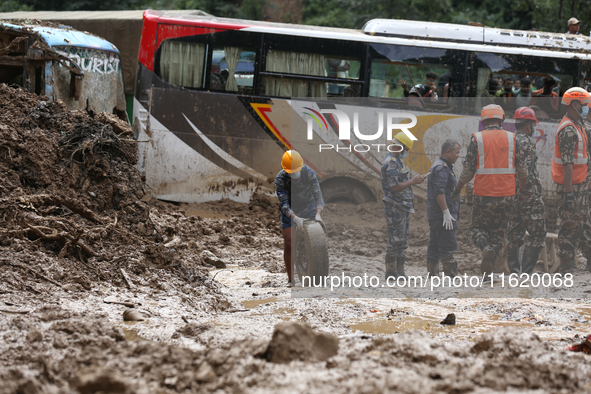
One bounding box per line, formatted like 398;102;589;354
133;10;591;207
0;21;127;119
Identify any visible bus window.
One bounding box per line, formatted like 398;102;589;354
470;52;577;119
261;49;328;98
210;47;255;94
159;40;205;89
326;57;361;97
368;44;456;109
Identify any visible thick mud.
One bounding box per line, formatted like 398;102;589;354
1;84;591;393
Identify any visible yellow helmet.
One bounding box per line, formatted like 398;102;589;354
393;131;414;150
281;150;303;173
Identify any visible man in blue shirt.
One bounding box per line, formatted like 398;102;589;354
381;132;424;279
275;150;324;284
426;140;461;277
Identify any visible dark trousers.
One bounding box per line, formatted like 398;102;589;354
427;219;457;262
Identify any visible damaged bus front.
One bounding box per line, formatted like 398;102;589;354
0;21;127;120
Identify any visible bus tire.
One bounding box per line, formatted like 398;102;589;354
321;177;375;204
294;220;329;286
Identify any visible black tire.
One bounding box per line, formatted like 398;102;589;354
294;221;329;286
321;178;375;204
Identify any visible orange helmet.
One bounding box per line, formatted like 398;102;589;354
281;150;303;173
561;87;591;106
480;104;505;122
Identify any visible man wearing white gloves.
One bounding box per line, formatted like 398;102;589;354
426;140;461;277
275;150;324;284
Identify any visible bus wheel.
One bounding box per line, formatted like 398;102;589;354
294;220;329;286
321;177;375;204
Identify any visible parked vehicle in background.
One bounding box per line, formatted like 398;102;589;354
134;10;591;213
0;20;127;120
0;11;210;122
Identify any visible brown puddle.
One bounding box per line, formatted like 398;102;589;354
350;316;453;335
121;326;148;341
242;297;280;309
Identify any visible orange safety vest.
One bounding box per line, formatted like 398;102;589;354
551;116;588;185
473;128;516;197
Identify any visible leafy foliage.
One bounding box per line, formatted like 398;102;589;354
1;0;589;35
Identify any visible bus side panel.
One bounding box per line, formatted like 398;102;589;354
142;88;283;203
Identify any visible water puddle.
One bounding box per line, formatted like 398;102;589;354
121;323;149;341
242;297;280;309
350;316;451;335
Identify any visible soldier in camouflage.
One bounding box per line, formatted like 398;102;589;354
579;102;591;271
452;104;528;278
381;132;424;279
551;88;591;274
506;107;547;274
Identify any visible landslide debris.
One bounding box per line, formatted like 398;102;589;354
0;83;246;300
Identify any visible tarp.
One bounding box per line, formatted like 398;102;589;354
0;11;149;94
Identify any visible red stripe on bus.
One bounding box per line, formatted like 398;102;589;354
251;103;325;177
139;10;249;71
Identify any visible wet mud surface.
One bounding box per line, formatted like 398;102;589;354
2;85;591;393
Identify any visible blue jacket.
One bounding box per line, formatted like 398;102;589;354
427;157;459;221
275;165;324;218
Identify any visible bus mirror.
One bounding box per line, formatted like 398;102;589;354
70;73;83;100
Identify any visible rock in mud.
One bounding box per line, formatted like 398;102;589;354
265;322;339;363
202;250;226;268
440;313;456;325
122;308;145;322
72;368;128;394
195;361;216;382
25;329;43;342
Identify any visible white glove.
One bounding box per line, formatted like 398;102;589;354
442;209;456;230
315;213;322;221
292;215;304;228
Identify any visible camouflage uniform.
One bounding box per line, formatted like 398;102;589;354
578;118;591;265
507;130;547;249
555;117;588;263
381;152;414;277
461;125;527;255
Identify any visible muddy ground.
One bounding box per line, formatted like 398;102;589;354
2;84;591;393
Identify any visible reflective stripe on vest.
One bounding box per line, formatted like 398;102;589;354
551;116;588;185
473;129;516;197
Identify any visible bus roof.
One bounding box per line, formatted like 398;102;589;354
363;19;591;52
144;10;591;61
0;22;120;53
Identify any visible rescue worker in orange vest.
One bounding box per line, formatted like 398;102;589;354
551;87;591;274
451;104;528;278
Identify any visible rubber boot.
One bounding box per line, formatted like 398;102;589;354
441;256;457;278
559;255;575;275
521;245;542;275
481;246;496;281
385;255;398;280
397;256;407;279
507;247;521;275
427;259;440;277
